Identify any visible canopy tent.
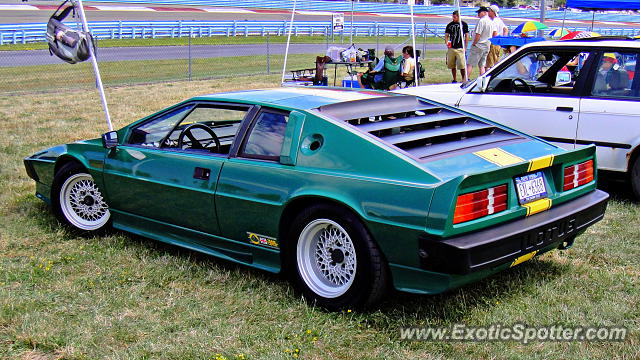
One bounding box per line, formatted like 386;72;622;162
566;0;640;10
565;0;640;32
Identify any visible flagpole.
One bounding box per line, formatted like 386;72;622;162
281;0;297;84
456;0;468;82
350;0;354;45
74;0;113;131
409;1;418;86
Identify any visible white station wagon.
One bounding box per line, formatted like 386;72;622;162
399;38;640;198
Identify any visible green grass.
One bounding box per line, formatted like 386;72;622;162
0;55;638;359
0;35;442;51
0;50;451;94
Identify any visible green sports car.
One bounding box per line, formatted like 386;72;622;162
24;87;609;310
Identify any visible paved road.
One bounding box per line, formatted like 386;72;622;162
0;43;442;67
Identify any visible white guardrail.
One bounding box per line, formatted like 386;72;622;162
2;20;637;45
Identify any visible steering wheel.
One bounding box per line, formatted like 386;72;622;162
177;123;220;153
510;78;533;93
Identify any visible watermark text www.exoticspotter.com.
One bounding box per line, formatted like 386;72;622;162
399;324;627;344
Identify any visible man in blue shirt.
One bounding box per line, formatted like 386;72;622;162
357;46;402;90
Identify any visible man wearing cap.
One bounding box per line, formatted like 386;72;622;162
486;5;508;68
444;10;469;83
357;46;402;90
467;6;493;78
593;53;629;95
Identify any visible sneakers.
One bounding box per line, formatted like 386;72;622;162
451;80;458;83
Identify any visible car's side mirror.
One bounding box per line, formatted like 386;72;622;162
477;75;491;93
555;70;572;86
102;131;118;149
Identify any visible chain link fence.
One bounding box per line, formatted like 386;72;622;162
0;29;439;94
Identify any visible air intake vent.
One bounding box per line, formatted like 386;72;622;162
317;95;525;162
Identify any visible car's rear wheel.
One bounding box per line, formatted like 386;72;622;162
631;156;640;200
288;204;389;310
52;162;110;233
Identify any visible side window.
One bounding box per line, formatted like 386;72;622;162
128;104;194;147
486;50;590;95
591;52;636;98
128;103;249;154
241;110;289;160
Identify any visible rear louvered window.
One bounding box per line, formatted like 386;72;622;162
317;96;525;162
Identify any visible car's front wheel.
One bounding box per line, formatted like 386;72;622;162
288;204;389;310
52;162;111;233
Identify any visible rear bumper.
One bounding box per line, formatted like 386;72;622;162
419;190;609;275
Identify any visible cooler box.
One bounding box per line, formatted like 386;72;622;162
342;75;360;88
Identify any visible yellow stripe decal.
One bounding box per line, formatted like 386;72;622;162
523;198;552;216
473;148;524;167
527;155;554;172
510;250;538;267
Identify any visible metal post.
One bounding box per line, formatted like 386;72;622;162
331;22;334;43
375;22;379;57
350;0;354;44
188;33;192;81
74;0;113;131
422;22;427;66
325;27;329;50
539;0;546;37
266;32;271;74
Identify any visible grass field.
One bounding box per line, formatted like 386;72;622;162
0;50;451;94
0;50;639;359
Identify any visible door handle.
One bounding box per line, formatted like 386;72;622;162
193;167;211;180
556;106;573;112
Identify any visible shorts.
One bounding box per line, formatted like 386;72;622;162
485;44;502;68
468;42;490;68
446;48;465;70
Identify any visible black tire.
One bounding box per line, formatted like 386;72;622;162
631;156;640;200
286;203;389;311
51;162;111;234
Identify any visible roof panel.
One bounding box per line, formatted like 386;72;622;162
196;87;392;109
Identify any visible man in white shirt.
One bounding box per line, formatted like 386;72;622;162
486;5;509;68
467;6;493;78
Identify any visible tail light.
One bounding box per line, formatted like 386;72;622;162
453;184;508;224
563;160;594;191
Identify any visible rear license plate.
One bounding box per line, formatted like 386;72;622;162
515;171;547;204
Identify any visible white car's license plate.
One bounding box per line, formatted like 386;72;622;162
514;171;547;204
